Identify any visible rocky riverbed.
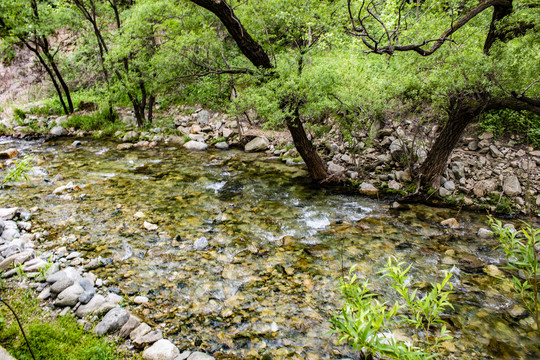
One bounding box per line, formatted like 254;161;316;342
0;136;538;359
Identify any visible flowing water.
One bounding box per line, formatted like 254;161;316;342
1;137;539;359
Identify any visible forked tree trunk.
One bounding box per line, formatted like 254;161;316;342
285;103;328;181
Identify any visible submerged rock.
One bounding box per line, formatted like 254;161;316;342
440;218;459;229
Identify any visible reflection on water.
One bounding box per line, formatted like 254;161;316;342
0;137;538;359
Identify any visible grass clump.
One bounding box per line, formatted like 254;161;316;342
0;287;137;360
64;108;123;136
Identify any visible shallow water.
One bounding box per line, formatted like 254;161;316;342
1;137;538;359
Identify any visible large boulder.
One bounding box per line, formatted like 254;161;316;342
55;283;84;307
142;339;180;360
503;175;522;196
244;137;269;152
94;307;130;336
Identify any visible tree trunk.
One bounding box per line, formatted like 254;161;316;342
46;51;74;113
189;0;272;69
285;103;328;181
25;42;69;115
147;94;155;124
418;112;475;186
483;0;513;54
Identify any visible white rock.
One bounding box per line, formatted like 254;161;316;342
183;140;208;151
142;339;180;360
143;221;158;231
244;137;269;152
187;352;215;360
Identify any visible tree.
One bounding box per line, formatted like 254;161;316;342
0;0;74;115
189;0;340;181
347;0;540;186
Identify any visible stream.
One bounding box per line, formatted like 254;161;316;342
0;137;538;359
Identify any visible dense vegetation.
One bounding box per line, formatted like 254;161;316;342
0;0;539;185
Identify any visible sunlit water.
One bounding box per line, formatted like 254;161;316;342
1;137;538;359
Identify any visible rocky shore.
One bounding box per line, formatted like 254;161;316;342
0;206;214;360
1;106;539;217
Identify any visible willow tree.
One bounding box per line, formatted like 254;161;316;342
347;0;540;186
188;0;340;181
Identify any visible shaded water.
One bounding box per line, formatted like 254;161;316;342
1;137;539;359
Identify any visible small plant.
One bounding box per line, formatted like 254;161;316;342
14;263;27;280
13;109;26;124
330;257;453;360
490;217;540;333
2;155;34;184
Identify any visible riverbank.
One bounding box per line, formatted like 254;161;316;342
0;206;214;360
0;105;538;217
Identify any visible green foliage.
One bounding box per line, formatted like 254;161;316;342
330;257;453;359
490;217;540;333
13;108;26;122
479;110;540;148
0;288;128;360
63;108;122;136
2;155;33;185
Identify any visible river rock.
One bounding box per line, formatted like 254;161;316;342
24;258;47;272
187;352;215;360
327;162;345;175
134;295;149;305
76;294;106;317
215;141;229;150
389;139;405;161
0;149;19;159
244;137;269;152
133;329;163;349
55;283;84;307
94;307;130;336
477;228;492;239
1;225;20;241
0;208;18;220
183;140;208;151
439;187;451;197
473;179;497;197
142;339;180;360
130;323;152;341
117;143;135;150
193;237;208;250
78;278;96;304
489;145;503;158
119;315;141;338
168;135;186;145
440;218;459;229
359;182;378;196
484;265;504;278
123;131;139;142
51;278;75;294
50;126;68;136
0;250;34;271
443;180;455;191
143;221;158;231
197;110;210;125
503;175;522;196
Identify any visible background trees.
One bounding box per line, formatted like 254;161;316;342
0;0;538;189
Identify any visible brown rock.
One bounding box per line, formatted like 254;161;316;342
0;149;19;159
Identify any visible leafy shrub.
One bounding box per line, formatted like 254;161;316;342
479;109;540;148
490;217;540;333
330;257;453;359
13;109;26;122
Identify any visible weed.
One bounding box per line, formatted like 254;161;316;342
490;217;540;333
330;257;453;359
64;108;123;136
2;155;34;185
